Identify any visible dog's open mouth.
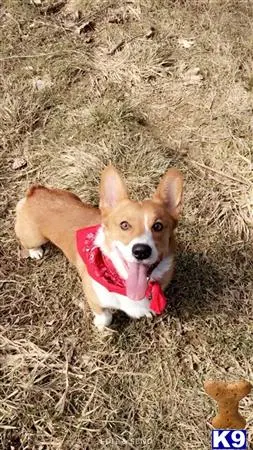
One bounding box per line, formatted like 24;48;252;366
115;248;159;300
125;261;149;300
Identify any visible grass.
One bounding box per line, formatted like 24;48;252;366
1;0;253;448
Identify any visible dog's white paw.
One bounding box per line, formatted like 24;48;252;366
93;310;112;330
126;308;153;320
29;247;44;260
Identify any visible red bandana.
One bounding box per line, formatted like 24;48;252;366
76;225;167;315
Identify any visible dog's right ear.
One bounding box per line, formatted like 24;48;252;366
153;168;183;222
99;165;128;212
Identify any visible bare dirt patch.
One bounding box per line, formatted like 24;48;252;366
1;1;253;449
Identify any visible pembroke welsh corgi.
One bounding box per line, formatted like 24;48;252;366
15;165;183;329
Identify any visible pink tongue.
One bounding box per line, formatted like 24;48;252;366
126;262;148;300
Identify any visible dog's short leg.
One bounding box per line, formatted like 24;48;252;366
15;198;48;256
78;260;113;330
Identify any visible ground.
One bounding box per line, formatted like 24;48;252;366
1;0;253;449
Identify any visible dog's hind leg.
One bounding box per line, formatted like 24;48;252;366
15;198;48;259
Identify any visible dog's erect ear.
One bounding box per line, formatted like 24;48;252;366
100;165;128;211
153;168;183;221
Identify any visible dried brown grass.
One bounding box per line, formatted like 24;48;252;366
1;0;253;449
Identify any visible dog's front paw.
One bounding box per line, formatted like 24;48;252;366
93;310;112;331
126;307;153;320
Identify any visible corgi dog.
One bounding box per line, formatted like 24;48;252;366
15;165;183;330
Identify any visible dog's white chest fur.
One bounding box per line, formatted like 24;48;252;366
91;279;152;319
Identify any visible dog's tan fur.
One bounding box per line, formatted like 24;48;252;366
15;166;183;327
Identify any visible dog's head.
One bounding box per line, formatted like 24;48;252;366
99;165;183;268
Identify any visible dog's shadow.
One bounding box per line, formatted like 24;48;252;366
111;250;225;331
166;250;225;318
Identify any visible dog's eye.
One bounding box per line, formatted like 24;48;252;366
120;221;131;230
152;222;163;232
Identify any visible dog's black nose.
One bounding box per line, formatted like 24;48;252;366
132;244;152;261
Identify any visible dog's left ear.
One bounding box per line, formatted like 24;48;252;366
153;168;183;222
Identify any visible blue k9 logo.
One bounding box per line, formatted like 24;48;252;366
212;430;247;449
